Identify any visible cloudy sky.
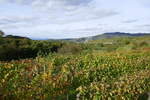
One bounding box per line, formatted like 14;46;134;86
0;0;150;39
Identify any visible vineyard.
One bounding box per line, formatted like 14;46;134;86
0;37;150;100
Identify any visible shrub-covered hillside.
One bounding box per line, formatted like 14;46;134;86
0;35;83;61
0;36;150;100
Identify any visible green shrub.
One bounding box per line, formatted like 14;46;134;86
58;43;83;54
0;36;63;61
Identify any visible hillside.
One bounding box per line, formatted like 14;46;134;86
0;36;150;99
0;35;64;61
56;32;150;42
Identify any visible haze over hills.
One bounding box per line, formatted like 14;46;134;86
2;32;150;42
48;32;150;42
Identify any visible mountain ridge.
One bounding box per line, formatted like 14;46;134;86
49;32;150;42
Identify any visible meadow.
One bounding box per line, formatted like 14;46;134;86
0;36;150;100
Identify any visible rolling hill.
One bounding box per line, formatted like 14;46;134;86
53;32;150;42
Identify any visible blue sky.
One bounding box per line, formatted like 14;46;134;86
0;0;150;39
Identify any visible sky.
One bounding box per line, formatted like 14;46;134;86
0;0;150;39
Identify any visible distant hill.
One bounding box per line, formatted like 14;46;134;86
4;35;31;40
52;32;150;42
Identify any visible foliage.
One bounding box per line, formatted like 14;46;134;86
0;30;4;37
58;42;83;54
0;36;63;61
0;36;150;99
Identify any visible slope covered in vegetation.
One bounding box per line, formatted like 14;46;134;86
0;36;150;100
0;35;83;61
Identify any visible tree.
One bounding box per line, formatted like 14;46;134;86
0;30;4;37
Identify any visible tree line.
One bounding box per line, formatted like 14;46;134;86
0;30;83;61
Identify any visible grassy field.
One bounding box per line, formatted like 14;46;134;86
0;36;150;100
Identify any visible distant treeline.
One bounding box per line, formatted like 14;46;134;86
0;35;83;61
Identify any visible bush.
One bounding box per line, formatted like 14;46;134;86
139;41;148;47
0;36;63;61
58;43;83;54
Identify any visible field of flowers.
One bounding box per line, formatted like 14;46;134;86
0;48;150;100
0;36;150;100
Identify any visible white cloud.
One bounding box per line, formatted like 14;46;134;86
0;15;36;24
0;0;150;39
